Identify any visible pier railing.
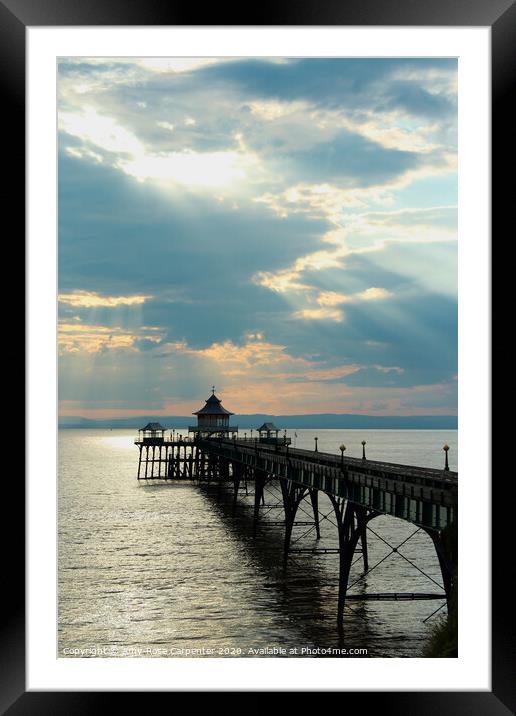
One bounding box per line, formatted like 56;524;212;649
212;438;457;486
134;434;197;444
195;437;456;531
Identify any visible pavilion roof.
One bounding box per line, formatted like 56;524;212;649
257;422;279;432
193;392;234;416
140;422;165;431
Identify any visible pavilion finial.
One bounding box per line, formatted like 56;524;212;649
212;385;215;394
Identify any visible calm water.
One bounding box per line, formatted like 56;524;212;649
58;429;457;658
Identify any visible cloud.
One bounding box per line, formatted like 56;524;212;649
261;128;421;188
58;57;456;202
252;203;456;306
192;58;457;118
57;57;458;416
61;326;453;416
293;286;392;322
58;321;164;354
316;287;392;306
60;107;261;191
294;307;345;322
58;291;151;308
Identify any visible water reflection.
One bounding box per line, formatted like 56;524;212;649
59;429;453;658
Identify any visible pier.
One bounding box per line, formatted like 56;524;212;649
135;392;457;626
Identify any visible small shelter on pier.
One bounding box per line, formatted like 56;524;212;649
189;388;238;439
257;421;291;445
137;422;166;445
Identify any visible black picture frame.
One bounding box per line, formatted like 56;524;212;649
5;0;511;709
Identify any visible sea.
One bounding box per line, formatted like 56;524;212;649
58;428;457;659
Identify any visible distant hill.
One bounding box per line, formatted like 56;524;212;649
59;414;457;430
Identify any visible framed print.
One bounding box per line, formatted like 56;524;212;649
4;0;512;708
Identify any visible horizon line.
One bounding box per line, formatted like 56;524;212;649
59;412;458;420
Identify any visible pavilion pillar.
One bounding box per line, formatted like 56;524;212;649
137;445;143;480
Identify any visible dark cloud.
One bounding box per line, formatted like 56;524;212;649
191;58;457;116
378;80;456;118
59;152;327;282
251;129;420;187
59;151;323;343
59;57;456;162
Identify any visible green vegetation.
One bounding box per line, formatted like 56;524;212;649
422;610;457;657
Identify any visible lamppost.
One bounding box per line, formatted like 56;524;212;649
443;444;450;471
362;440;367;460
244;432;247;441
314;437;318;452
339;444;346;467
250;429;253;439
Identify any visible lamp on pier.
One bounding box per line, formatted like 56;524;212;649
314;437;318;452
361;440;367;460
339;444;346;466
443;444;450;471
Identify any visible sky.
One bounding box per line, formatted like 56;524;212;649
57;57;457;418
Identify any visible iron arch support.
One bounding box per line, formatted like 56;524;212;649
422;523;457;607
328;496;365;626
279;477;308;564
